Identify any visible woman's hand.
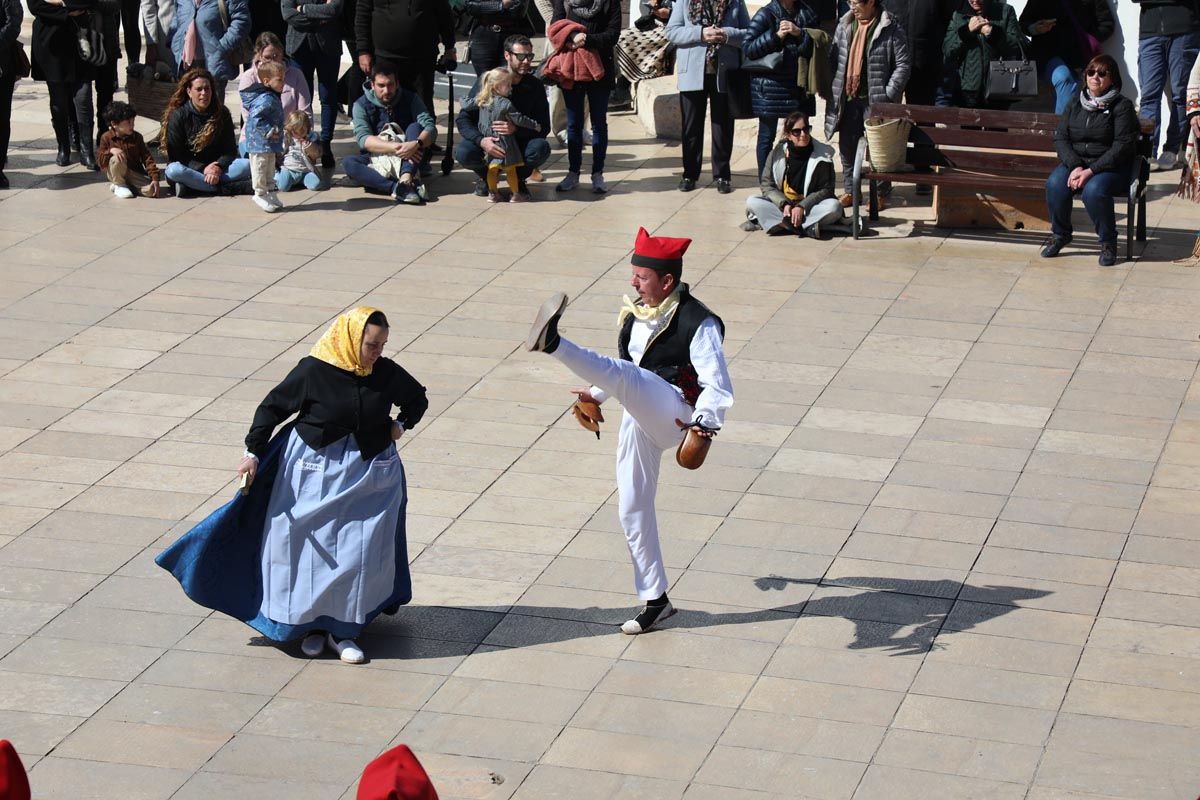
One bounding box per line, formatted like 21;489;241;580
391;421;405;441
572;31;587;48
789;205;805;227
702;26;727;44
237;455;258;483
967;15;985;33
1028;18;1055;35
203;162;223;185
777;20;797;38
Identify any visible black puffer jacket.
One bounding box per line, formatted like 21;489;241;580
165;101;239;172
1131;0;1200;38
1054;92;1138;175
744;0;818;117
1018;0;1112;71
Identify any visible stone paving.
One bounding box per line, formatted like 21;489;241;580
2;70;1200;799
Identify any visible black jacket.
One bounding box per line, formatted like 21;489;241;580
466;0;529;29
1018;0;1113;70
29;0;97;83
456;72;550;145
165;101;239;171
1054;92;1138;174
246;356;428;460
618;285;724;405
744;0;818;117
1131;0;1200;37
282;0;345;56
886;0;955;68
1;0;24;73
551;0;623;89
355;0;455;61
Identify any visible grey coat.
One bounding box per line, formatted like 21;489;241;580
823;8;910;139
664;0;750;93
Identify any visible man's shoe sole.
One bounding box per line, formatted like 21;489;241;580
525;292;568;352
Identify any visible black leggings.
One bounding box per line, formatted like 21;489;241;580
120;0;142;63
0;71;14;169
47;80;95;148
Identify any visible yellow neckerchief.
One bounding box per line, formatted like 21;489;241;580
618;288;681;328
310;306;380;377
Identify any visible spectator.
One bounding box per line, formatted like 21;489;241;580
664;0;750;194
886;0;954;106
824;0;909;207
532;0;582;149
249;0;287;49
474;66;541;201
455;34;551;200
141;0;176;76
159;67;253;195
467;0;530;74
744;0;818;179
355;0;456;168
94;0;120;150
1041;54;1137;267
614;0;676;100
551;0;623;194
0;0;22;188
1180;51;1198;199
743;110;842;236
99;99;161;198
30;0;101;169
278;110;325;191
1019;0;1112;115
344;60;436;203
241;58;287;212
171;0;250;92
940;0;1025;109
1132;0;1200;170
282;0;344;167
236;32;312;156
119;0;141;68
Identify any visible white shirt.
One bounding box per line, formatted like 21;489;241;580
592;315;734;430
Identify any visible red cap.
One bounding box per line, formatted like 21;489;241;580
357;745;438;800
631;227;691;273
0;740;31;800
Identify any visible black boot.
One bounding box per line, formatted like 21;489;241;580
56;146;71;167
321;140;335;169
79;143;98;171
69;124;81;153
0;169;9;189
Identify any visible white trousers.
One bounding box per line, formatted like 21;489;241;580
553;338;693;600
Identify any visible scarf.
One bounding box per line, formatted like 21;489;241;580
181;0;202;67
688;0;731;65
618;288;681;328
782;140;813;202
310;306;380;377
1078;86;1120;113
844;15;875;99
567;0;606;19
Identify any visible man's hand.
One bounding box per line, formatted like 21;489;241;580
391;421;405;440
203;162;222;185
148;179;160;198
236;455;258;482
491;120;515;136
675;418;716;438
789;204;804;227
358;53;373;74
394;140;421;159
481;136;506;160
701;25;726;44
571;387;599;405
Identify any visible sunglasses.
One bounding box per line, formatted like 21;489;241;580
507;51;535;60
1085;68;1109;77
789;126;811;135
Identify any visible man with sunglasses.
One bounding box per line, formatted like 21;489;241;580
454;35;552;199
744;110;843;236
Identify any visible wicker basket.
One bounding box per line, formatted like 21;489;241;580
126;73;176;129
864;116;912;172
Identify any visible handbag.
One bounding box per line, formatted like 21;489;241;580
74;13;107;67
740;49;783;74
12;43;31;79
985;40;1037;101
216;0;255;67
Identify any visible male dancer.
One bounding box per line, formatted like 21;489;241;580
525;227;734;634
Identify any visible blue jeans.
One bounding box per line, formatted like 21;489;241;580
1043;57;1079;116
290;41;342;143
341;122;424;194
756;117;779;180
1138;31;1200;156
563;83;610;175
1045;162;1130;245
454;137;551;184
164;159;251;192
276;168;322;191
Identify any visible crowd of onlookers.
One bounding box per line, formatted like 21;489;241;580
0;0;1196;262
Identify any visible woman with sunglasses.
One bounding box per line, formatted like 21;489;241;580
1041;54;1137;268
743;110;842;237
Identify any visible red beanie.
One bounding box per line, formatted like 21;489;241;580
631;227;691;274
357;745;438;800
0;740;31;800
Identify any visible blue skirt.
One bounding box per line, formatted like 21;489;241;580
155;424;413;642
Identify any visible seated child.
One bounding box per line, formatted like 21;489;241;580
277;111;323;192
475;67;541;203
98;101;160;199
240;60;286;212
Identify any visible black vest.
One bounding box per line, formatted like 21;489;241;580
618;285;724;405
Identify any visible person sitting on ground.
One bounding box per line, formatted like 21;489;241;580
455;34;551;201
1040;53;1138;268
343;60;435;204
99;100;161;199
278;110;324;191
475;66;542;203
241;58;287;212
743;110;842;237
160;67;253;196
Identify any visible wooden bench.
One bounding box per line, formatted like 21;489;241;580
852;103;1149;259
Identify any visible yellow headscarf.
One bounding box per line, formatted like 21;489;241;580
310;306;380;377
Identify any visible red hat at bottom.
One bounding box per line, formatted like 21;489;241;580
357;745;438;800
0;740;31;800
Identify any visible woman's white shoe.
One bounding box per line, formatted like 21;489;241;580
300;632;325;657
326;634;365;664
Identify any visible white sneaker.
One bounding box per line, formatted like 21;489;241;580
556;172;580;192
1155;150;1179;171
252;194;277;213
301;632;325;657
591;173;608;194
112;185;134;199
326;634;365;664
265;191;283;209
